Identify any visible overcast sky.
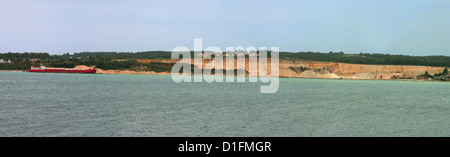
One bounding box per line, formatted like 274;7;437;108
1;0;449;55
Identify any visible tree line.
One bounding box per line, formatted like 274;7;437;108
279;51;450;67
1;51;449;71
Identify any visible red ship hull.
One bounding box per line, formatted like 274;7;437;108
29;69;97;73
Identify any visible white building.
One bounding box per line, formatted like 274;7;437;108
0;59;13;63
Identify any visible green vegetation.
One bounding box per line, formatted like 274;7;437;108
0;63;30;70
131;62;175;72
418;71;433;78
280;51;450;67
433;68;449;81
417;68;450;81
0;52;176;72
1;51;450;75
1;52;51;59
289;66;310;74
65;51;171;59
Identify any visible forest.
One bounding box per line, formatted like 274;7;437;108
1;51;449;71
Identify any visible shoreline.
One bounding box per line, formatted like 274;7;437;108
3;70;446;82
0;70;25;72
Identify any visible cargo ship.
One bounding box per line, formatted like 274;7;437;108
29;66;97;74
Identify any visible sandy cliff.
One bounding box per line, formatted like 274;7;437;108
103;59;446;80
279;60;445;79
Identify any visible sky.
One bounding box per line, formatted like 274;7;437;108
0;0;450;56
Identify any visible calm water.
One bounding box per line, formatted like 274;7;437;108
1;71;449;137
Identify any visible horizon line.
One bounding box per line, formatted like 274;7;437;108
1;51;449;57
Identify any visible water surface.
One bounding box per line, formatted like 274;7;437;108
0;71;449;136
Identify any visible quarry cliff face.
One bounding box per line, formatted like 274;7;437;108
137;59;446;79
279;60;445;79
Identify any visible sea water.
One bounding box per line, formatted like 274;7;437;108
0;71;449;137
